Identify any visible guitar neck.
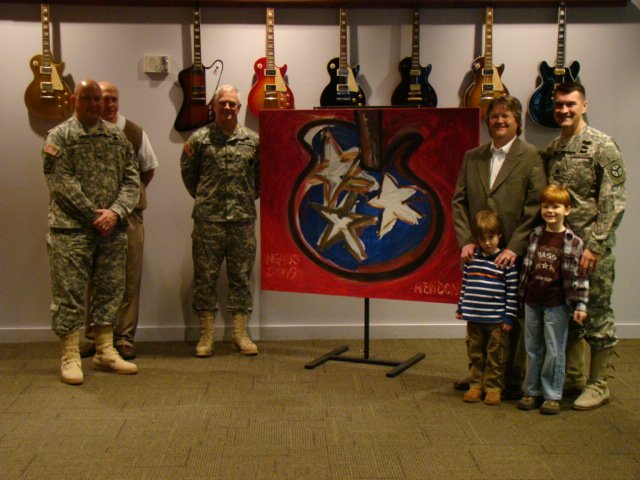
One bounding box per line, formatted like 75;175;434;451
410;8;420;70
484;6;493;67
556;2;567;68
266;8;275;70
193;7;203;71
339;7;348;70
41;3;52;70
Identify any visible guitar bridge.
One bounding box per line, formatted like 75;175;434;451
40;82;56;99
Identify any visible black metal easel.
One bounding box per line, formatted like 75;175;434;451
304;298;425;377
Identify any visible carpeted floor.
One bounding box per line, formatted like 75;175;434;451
1;338;639;479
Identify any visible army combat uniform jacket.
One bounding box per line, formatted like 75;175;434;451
43;116;140;229
546;125;626;255
180;123;259;223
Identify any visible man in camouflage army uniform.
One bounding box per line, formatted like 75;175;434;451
180;84;259;357
547;82;626;410
43;79;140;385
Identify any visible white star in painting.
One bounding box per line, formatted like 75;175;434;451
368;173;422;239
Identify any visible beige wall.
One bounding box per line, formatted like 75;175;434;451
1;2;638;342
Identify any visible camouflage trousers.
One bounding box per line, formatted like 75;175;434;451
192;221;256;314
47;228;127;337
568;249;617;351
466;322;511;391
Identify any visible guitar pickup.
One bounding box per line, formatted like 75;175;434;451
336;84;349;93
337;68;349;77
409;85;421;92
40;82;55;97
264;84;277;92
192;86;205;94
40;65;52;75
482;84;495;92
408;95;423;102
264;69;277;77
554;67;567;76
482;68;494;76
409;69;421;76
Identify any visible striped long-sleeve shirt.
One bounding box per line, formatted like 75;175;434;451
457;249;519;325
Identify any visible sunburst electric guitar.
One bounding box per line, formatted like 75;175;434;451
463;6;508;119
24;3;73;120
320;7;365;107
174;7;216;132
247;8;294;117
391;8;437;107
528;2;580;128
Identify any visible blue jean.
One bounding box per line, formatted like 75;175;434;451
523;304;570;401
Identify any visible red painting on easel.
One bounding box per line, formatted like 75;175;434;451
260;108;479;304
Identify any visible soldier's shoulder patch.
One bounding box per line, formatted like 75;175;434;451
43;144;61;157
183;142;193;158
608;160;626;186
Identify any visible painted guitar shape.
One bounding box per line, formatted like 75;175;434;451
320;7;366;107
248;8;294;117
24;3;73;121
463;6;508;120
528;2;580;128
174;7;215;132
391;8;437;107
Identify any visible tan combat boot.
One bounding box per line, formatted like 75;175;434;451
60;330;84;385
564;336;587;394
195;311;215;357
92;325;138;374
573;347;614;411
232;312;258;355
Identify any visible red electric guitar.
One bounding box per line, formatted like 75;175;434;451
24;3;73;121
247;7;294;117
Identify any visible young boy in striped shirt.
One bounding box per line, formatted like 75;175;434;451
456;210;519;405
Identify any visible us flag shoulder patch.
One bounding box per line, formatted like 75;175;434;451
44;144;61;156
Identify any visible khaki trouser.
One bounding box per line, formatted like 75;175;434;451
466;321;511;391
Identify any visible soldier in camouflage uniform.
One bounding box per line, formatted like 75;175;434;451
546;82;626;410
43;79;140;385
180;84;259;357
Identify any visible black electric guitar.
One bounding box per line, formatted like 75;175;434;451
463;6;508;120
528;2;580;128
391;8;437;107
320;7;365;107
174;6;216;132
24;3;73;120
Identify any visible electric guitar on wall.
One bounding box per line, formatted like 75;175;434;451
247;7;294;117
320;7;366;107
528;2;580;128
174;7;216;132
24;3;73;121
463;6;508;120
391;8;437;107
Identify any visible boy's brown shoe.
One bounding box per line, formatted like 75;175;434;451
484;388;502;406
517;396;541;411
462;388;483;403
540;400;561;415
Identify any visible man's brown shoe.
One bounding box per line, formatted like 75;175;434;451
79;342;96;358
115;344;136;360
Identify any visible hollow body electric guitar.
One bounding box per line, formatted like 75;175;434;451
391;8;437;107
24;3;73;121
174;7;215;132
528;2;580;128
320;7;365;107
247;8;294;117
463;6;508;120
